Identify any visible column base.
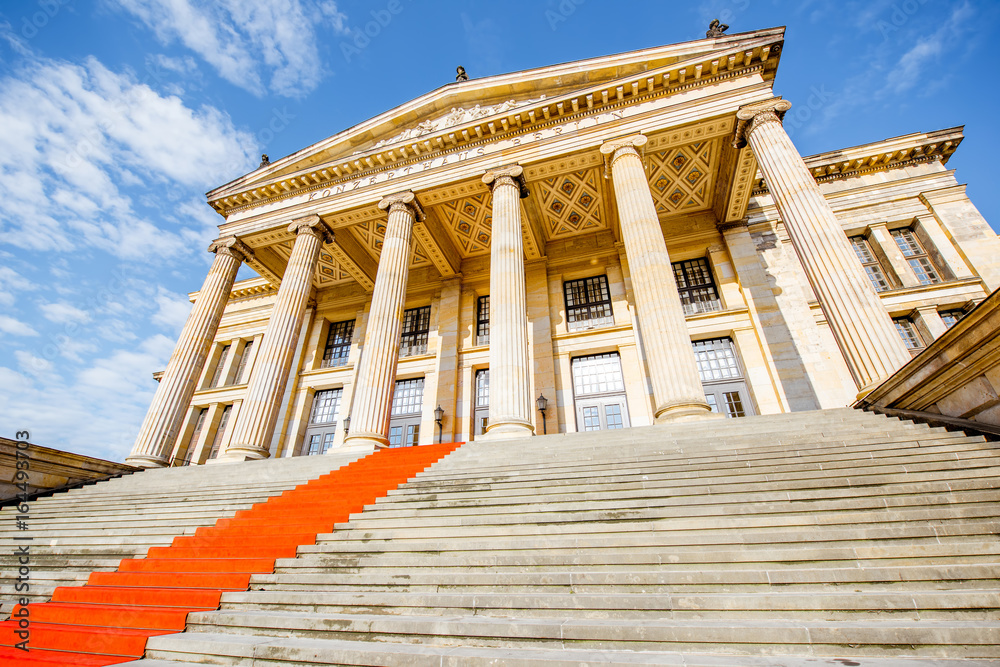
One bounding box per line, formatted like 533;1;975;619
654;401;720;423
481;419;534;440
344;432;388;451
215;443;271;463
856;376;892;401
123;453;169;469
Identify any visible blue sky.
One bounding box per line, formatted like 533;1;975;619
1;0;997;462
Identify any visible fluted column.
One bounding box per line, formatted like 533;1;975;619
223;215;332;460
345;192;422;450
600;136;713;422
126;237;252;467
482;165;534;438
735;99;911;393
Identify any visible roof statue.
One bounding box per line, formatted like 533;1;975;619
455;65;469;81
259;154;270;168
706;19;729;38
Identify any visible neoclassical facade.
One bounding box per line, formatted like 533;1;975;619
127;27;1000;467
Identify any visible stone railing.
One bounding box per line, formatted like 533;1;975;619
0;438;138;502
857;287;1000;434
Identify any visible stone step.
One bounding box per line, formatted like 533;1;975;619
170;611;1000;657
135;635;1000;667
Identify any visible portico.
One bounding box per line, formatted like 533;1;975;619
128;26;1000;467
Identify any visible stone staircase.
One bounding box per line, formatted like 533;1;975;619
0;450;371;613
132;408;1000;665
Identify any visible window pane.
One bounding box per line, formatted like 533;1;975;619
208;405;231;459
723;391;746;418
605;404;624;429
476;369;490;407
850;236;890;292
307;434;322;456
564;276;613;331
705;394;719;413
692;338;742;382
939;310;964;329
400;307;430;356
321;433;335;454
476;296;490;345
391;378;424;415
572;353;625;396
582;406;601;431
672;258;722;315
893;317;923;352
892;229;940;285
234;340;254;384
310;389;342;424
388;426;402;447
211;345;231;387
322;320;354;368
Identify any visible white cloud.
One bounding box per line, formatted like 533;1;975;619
887;2;973;93
39;301;92;324
151;288;192;331
110;0;348;97
0;315;39;337
14;350;53;374
0;53;257;259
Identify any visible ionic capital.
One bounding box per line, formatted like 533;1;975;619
733;98;792;148
483;164;529;198
288;214;334;243
377;190;426;221
208;236;254;263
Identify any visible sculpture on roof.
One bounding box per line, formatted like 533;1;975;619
456;66;469;81
706;19;729;38
259;154;270;168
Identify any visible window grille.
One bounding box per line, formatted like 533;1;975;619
182;408;207;465
306;433;336;456
309;389;342;424
475;369;490;408
391;378;424;416
849;236;891;292
939;310;965;329
210;345;231;387
893;317;924;354
692;338;742;382
207;405;231;459
571;353;626;396
233;340;254;384
891;228;940;285
321;320;354;368
400;307;430;357
476;296;490;345
564;275;613;331
672;258;722;315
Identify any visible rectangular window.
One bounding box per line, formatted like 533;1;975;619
400;307;430;357
391;378;424;416
564;275;613;331
322;320;354;368
233;340;254;385
572;353;626;396
306;433;336;456
210;344;231;387
939;309;965;329
850;236;891;293
309;389;342;424
893;317;924;355
207;405;231;459
182;408;208;465
672;258;722;315
476;296;490;345
692;338;742;382
891;228;940;285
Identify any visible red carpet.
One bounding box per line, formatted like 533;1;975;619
0;442;462;665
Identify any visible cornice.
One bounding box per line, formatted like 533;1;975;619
751;128;963;196
210;36;784;217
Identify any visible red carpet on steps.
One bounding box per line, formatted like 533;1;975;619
0;442;463;666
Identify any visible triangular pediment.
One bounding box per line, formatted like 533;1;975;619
208;27;785;215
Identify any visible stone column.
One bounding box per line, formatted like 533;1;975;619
345;192;423;450
601;136;712;422
735;99;911;393
482;165;534;438
223;215;332;460
126;237;252;468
